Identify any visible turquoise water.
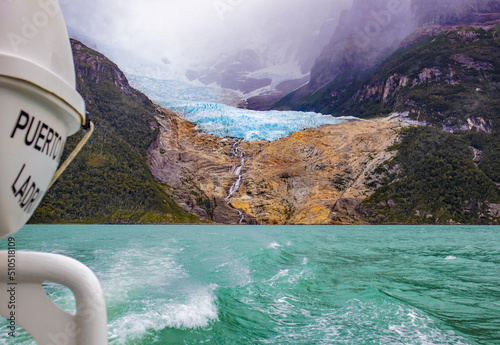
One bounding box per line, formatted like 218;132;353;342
1;225;499;344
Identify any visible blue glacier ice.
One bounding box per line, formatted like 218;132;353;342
168;102;350;142
128;74;355;142
128;75;238;105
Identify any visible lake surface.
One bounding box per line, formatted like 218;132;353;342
1;225;499;344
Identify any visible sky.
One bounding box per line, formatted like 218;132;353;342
61;0;352;73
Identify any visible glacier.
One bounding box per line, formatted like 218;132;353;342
167;102;351;142
128;74;355;142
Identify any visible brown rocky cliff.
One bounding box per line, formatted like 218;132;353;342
148;106;265;224
72;40;135;96
148;107;406;224
232;119;406;224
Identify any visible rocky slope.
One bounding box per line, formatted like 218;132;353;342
148;106;500;224
32;37;500;225
325;22;500;132
273;0;500;122
148;106;262;224
411;0;500;27
148;109;407;224
31;40;200;224
260;0;500;224
231;119;406;224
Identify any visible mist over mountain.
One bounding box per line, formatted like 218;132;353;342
184;1;352;95
412;0;500;26
61;1;351;89
34;1;500;225
270;0;500;113
62;0;500;108
309;0;414;91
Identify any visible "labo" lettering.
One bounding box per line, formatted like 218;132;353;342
10;110;65;161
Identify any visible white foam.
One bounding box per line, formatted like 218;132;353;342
101;246;188;303
266;299;471;345
445;256;457;260
270;269;290;282
158;284;219;329
268;242;282;249
108;284;219;344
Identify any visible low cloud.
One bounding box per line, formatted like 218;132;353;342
62;0;352;70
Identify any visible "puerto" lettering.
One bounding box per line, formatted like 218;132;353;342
10;110;65;161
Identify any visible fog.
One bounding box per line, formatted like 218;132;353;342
61;0;352;72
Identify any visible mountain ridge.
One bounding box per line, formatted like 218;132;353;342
31;40;201;224
31;31;500;225
272;0;500;129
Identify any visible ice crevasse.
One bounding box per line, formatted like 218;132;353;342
127;74;356;142
167;101;355;142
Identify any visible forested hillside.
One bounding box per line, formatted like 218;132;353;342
30;40;200;224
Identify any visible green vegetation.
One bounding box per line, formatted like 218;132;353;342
274;69;370;114
275;24;500;224
31;27;500;225
30;40;199;224
364;127;500;224
356;26;500;130
462;131;500;183
279;25;500;134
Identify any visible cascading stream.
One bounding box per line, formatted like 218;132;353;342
227;139;245;224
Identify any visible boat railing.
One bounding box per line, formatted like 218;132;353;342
0;251;108;344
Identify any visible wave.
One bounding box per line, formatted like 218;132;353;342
2;225;497;344
108;284;219;344
97;245;220;343
261;296;471;345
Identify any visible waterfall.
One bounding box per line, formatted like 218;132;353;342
227;139;245;199
227;139;245;223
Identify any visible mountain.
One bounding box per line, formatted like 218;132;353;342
148;109;406;225
411;0;500;27
265;0;500;224
364;126;500;224
186;3;349;99
148;108;500;225
308;0;413;92
31;40;200;224
312;23;500;132
274;0;500;126
31;30;500;225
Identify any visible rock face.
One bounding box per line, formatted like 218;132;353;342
411;0;500;27
148;107;406;224
309;0;413;91
335;22;500;132
274;0;500;120
231;119;405;224
73;41;136;97
32;40;200;224
148;107;264;224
